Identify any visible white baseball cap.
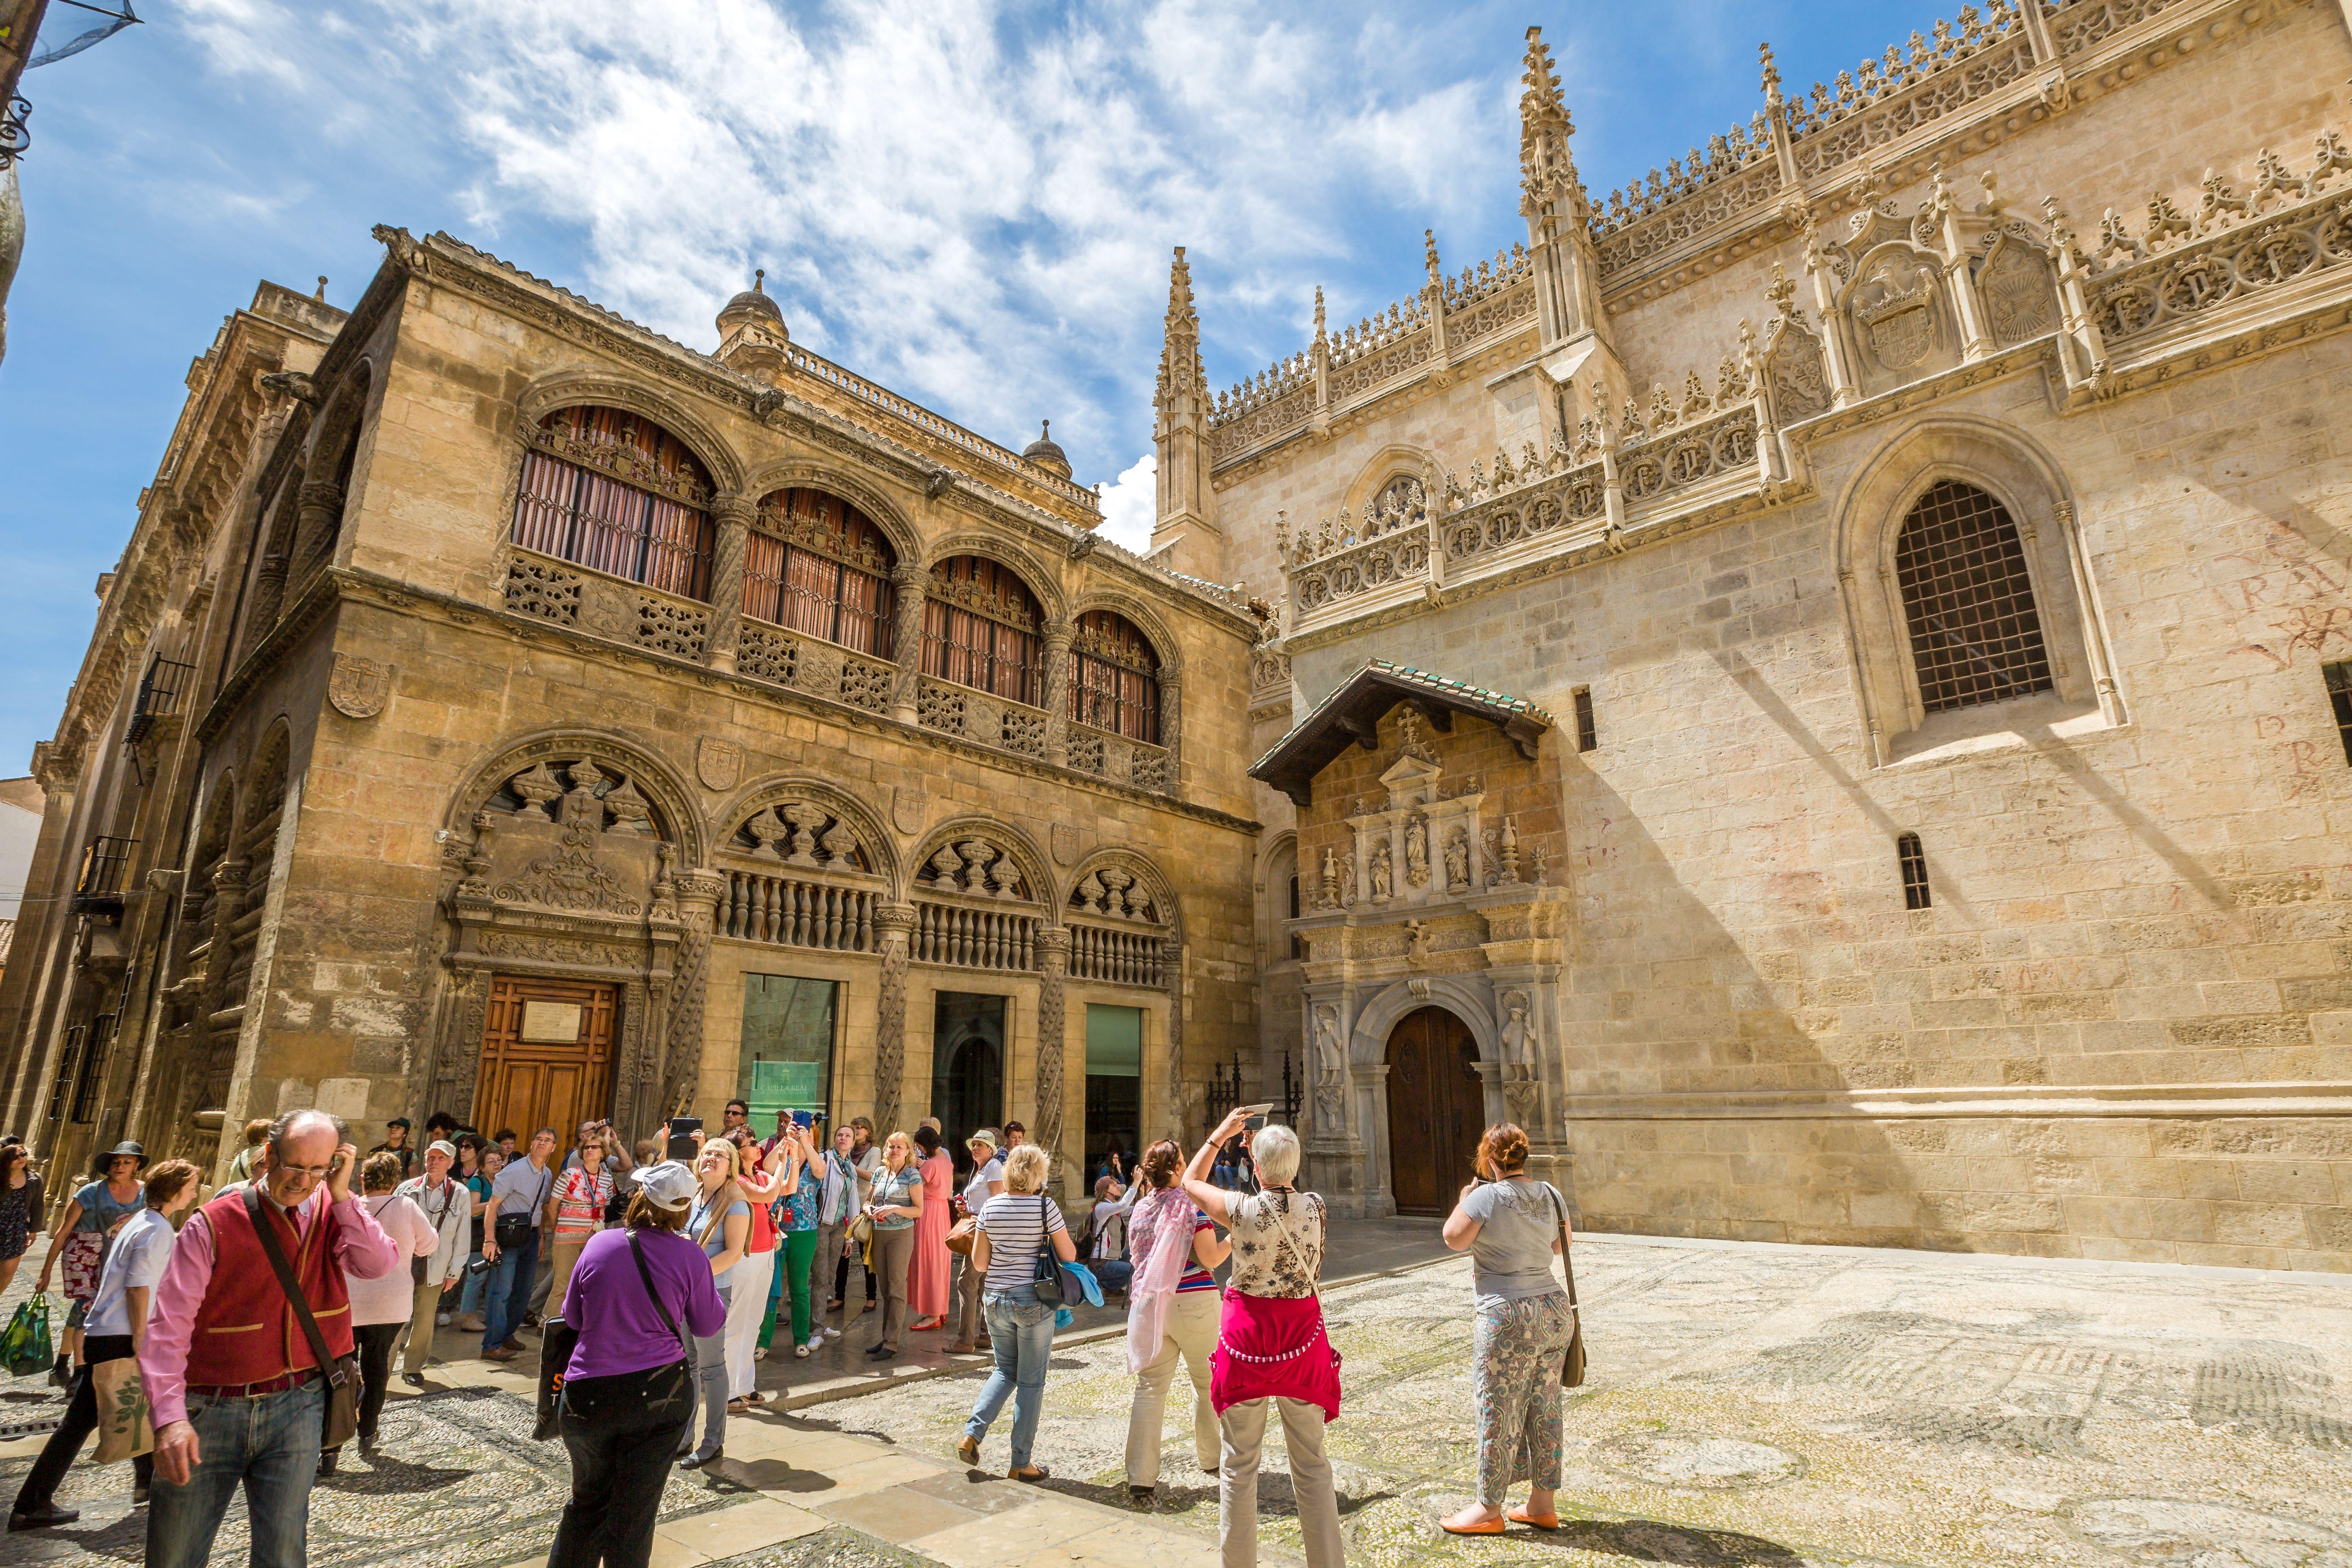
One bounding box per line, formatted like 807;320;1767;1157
635;1160;697;1212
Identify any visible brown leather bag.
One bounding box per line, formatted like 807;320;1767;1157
946;1215;979;1256
1545;1185;1585;1388
243;1186;360;1450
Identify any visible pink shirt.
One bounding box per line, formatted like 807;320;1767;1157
350;1192;437;1327
138;1189;400;1428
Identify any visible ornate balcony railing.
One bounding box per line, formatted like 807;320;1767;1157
71;836;137;918
915;676;1050;761
2086;168;2352;346
502;549;712;662
737;619;893;715
911;899;1039;971
1065;720;1172;793
720;867;879;953
1066;920;1166;987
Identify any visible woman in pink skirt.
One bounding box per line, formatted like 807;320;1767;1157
906;1126;954;1330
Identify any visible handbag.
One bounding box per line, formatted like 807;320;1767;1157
1543;1185;1585;1388
1029;1194;1065;1307
91;1354;153;1463
0;1296;51;1377
243;1186;360;1450
556;1233;692;1430
945;1215;979;1256
494;1167;551;1251
533;1313;582;1441
412;1179;459;1287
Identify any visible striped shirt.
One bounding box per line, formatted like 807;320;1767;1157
978;1193;1067;1292
1128;1194;1217;1292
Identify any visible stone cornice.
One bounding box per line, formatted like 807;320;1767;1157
1568;1080;2352;1122
272;567;1263;839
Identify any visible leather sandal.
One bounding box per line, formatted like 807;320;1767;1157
1439;1517;1507;1536
957;1436;981;1466
1507;1508;1561;1530
1010;1464;1050;1483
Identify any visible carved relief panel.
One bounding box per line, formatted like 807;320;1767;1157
1843;246;1960;395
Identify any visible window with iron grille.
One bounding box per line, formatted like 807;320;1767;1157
2326;662;2352;766
1069;610;1160;743
69;1015;114;1125
1573;688;1597;752
921;556;1042;706
1894;481;2054;714
743;487;897;655
510;406;715;599
1898;832;1931;910
45;1023;87;1125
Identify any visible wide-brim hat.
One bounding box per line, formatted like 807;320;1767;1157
967;1128;999;1154
105;1141;147;1165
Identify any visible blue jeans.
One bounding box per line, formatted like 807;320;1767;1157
483;1227;541;1352
146;1379;323;1568
964;1285;1056;1470
457;1251;488;1317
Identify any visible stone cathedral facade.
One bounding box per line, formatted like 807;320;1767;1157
9;1;2352;1272
1181;0;2352;1268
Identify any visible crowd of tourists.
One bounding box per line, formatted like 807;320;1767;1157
0;1101;1579;1568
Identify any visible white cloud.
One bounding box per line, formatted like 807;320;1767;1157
174;0;1520;503
1098;452;1157;554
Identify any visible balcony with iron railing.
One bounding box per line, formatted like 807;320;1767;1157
71;836;137;920
123;653;196;746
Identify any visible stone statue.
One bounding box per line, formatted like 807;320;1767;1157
1405;918;1429;966
1444;827;1471;894
1319;845;1340;909
1315;1004;1344;1084
1369;840;1394;902
1405;815;1429;886
1501;993;1536;1080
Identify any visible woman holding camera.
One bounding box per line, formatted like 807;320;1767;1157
549;1162;724;1568
1436;1123;1571;1535
1180;1110;1343;1568
1121;1138;1228;1503
677;1137;749;1469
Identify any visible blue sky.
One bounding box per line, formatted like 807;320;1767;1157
0;0;1941;774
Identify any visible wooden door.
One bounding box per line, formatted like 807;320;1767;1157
474;976;619;1141
1385;1006;1484;1215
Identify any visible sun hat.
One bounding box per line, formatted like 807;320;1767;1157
967;1128;999;1154
635;1160;697;1212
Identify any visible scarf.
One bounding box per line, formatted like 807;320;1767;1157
1124;1186;1200;1374
820;1151;856;1225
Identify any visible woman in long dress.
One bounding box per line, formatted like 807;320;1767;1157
906;1126;954;1330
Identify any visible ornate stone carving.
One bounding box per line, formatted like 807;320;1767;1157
1051;824;1079;866
1445;826;1471;894
510;762;561;822
326;653;392;719
696;737;742;792
492;821;643;915
503;557;582;627
1035;928;1070;1172
872;905;915;1132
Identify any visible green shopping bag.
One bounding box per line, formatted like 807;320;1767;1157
2;1295;53;1377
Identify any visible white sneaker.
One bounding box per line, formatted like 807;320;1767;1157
436;1313;452;1326
794;1343;812;1359
821;1325;841;1339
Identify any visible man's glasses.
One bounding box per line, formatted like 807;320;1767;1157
275;1162;333;1181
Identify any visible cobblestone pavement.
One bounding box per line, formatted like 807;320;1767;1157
3;1229;2349;1567
803;1233;2352;1568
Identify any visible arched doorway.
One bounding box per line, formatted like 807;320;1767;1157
1385;1006;1482;1215
931;993;1005;1178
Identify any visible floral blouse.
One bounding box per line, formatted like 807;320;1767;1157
1226;1189;1325;1298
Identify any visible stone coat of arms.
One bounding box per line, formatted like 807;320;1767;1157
696;737;741;792
327;654;392;719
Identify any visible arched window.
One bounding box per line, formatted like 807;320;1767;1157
1895;481;2053;715
922;556;1042;706
746;488;898;655
512;406;715;599
1069;610;1160;743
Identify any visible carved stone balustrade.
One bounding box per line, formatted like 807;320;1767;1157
1064;720;1172;793
735;619;893;715
719;869;879;953
501;548;712;662
909;899;1039;972
915;675;1051;762
1066;920;1166;987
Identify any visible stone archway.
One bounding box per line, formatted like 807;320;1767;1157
1384;1006;1484;1215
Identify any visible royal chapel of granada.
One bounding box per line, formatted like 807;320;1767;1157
8;0;2352;1263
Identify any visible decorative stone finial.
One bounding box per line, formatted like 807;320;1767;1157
1759;42;1782;105
314;276;328;301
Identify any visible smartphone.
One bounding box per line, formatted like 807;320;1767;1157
792;1109;814;1131
666;1116;702;1162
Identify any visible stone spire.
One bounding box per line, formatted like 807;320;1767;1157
1516;27;1625;449
1151;245;1221;573
1518;26;1583;223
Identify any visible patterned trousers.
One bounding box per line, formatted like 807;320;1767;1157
1471;1292;1574;1505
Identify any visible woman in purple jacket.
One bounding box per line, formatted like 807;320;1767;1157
549;1160;726;1568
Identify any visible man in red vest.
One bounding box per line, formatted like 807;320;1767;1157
138;1107;400;1568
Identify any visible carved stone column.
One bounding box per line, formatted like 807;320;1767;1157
1158;673;1182;796
871;904;916;1129
887;565;927;723
1162;934;1186;1135
650;869;723;1129
705;494;753;673
1033;928;1070;1189
1041;619;1073;767
245;558;291;650
195;860;251;1111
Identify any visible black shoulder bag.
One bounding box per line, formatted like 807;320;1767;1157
1028;1194;1065;1307
243;1186;361;1450
545;1231;694;1437
1543;1184;1586;1388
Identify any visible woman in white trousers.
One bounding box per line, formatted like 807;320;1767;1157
1120;1138;1230;1501
723;1130;786;1403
